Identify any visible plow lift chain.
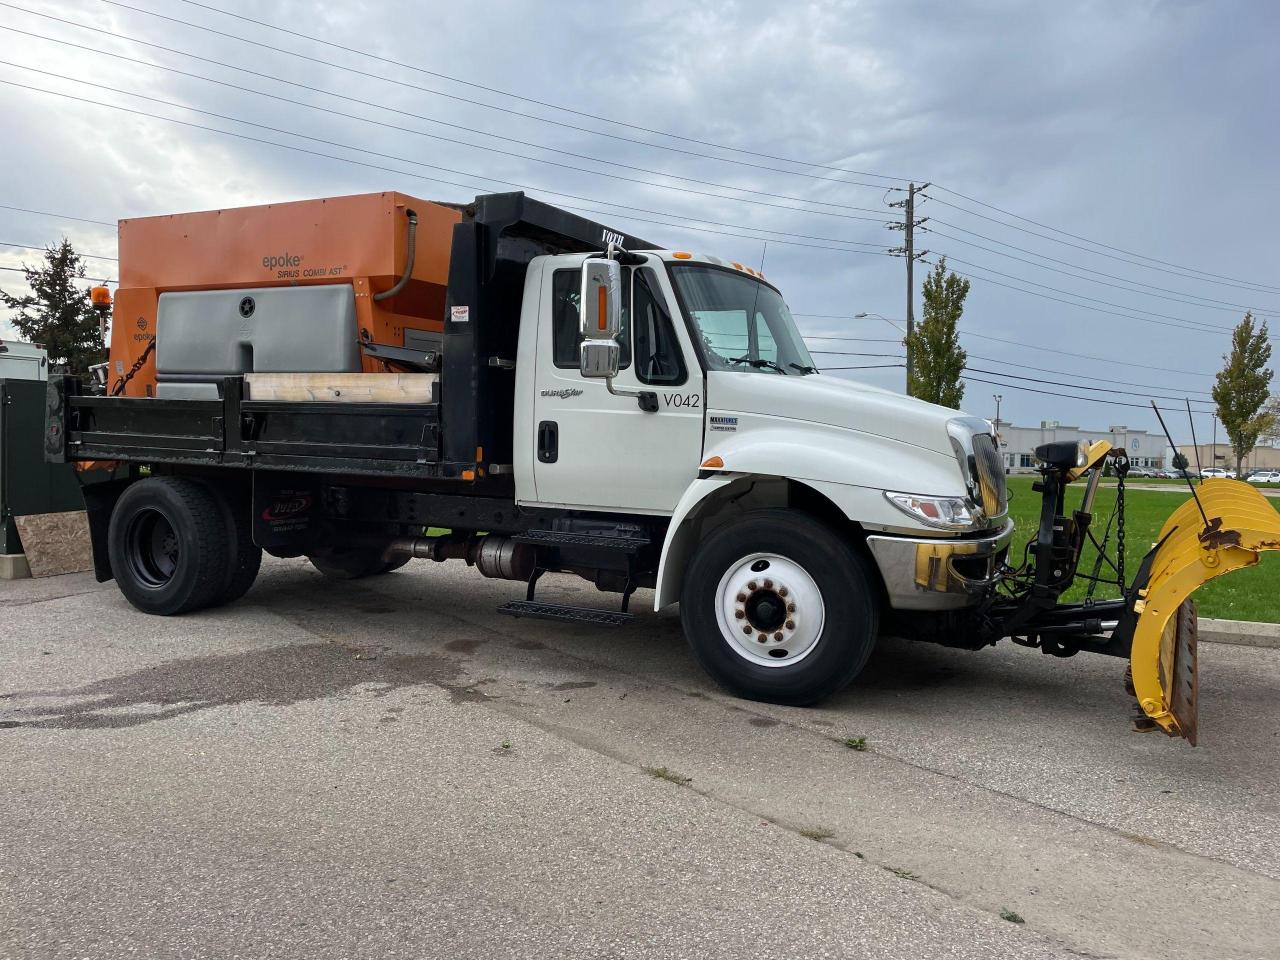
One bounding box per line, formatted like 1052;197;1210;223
983;436;1280;745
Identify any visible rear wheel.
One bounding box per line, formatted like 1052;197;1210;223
681;509;878;706
107;477;230;615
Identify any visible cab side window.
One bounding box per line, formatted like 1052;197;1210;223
552;268;631;370
632;268;686;385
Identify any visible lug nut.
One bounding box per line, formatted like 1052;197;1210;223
742;625;752;635
787;603;796;613
758;633;768;642
747;581;757;591
737;592;747;603
785;620;795;630
773;631;784;641
763;579;774;589
778;587;789;598
734;610;745;620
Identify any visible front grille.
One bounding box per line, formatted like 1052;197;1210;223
972;432;1008;518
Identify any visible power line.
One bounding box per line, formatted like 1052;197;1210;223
78;0;905;193
958;371;1216;415
962;365;1215;405
927;189;1280;296
0;19;900;227
0;240;117;261
0;61;899;240
115;0;1280;298
798;325;1219;378
807;345;1216;397
927;258;1245;338
26;1;1259;301
0;203;113;226
0;76;903;264
821;363;908;371
0;264;116;282
168;0;914;185
960;330;1217;378
927;223;1279;318
932;253;1235;333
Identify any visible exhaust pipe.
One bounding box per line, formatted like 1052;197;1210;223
382;534;534;582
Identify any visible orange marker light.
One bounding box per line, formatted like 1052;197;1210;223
597;284;608;331
672;251;693;259
90;286;112;308
701;456;724;469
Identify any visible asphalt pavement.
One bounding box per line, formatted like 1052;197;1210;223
2;557;1278;959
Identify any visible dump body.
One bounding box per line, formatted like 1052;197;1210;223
108;192;463;397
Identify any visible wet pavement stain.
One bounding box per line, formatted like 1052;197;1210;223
445;638;489;654
0;643;483;731
748;717;779;728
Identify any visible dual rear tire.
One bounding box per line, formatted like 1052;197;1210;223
108;477;261;616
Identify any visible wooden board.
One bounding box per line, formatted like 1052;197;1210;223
244;373;437;403
13;511;93;578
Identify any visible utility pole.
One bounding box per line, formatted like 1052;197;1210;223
992;394;1003;434
888;182;929;393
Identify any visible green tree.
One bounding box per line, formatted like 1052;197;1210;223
907;257;969;408
0;239;104;375
1211;312;1274;475
1172;451;1190;472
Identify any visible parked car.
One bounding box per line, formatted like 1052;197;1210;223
1201;467;1229;479
1247;470;1280;484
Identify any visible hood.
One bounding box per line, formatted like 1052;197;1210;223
706;370;975;456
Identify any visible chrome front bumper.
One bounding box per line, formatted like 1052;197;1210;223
866;519;1014;611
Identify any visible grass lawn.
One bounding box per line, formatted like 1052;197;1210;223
1003;476;1280;623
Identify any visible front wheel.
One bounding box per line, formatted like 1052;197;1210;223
680;510;879;706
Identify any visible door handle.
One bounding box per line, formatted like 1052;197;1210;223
537;420;559;463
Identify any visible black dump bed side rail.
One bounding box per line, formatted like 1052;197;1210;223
441;192;657;469
46;374;471;480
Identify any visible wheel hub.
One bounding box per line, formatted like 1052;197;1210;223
717;554;825;668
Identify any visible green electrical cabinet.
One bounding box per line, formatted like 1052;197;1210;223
0;378;87;555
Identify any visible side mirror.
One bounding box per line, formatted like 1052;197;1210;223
579;339;620;379
579;258;622;340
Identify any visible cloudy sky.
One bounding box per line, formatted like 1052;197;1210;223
1;0;1276;442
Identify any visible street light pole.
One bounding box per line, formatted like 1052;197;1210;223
992;394;1002;434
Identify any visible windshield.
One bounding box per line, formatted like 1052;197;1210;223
668;263;816;374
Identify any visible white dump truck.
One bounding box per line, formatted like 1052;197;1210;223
46;191;1280;741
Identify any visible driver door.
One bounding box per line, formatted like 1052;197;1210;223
528;256;703;513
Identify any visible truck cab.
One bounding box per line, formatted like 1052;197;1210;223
516;249;1011;609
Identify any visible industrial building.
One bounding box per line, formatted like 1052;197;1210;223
1178;442;1280;473
994;421;1165;473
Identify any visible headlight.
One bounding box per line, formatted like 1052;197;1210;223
885;491;978;531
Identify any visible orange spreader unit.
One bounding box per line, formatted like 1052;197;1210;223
107;191;463;396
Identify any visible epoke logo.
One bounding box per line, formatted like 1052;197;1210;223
261;494;313;521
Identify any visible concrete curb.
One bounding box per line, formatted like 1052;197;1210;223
1199;617;1280;649
0;554;32;580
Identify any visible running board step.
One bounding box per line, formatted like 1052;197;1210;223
513;530;650;552
498;600;635;626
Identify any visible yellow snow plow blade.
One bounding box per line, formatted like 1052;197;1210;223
1129;479;1280;743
